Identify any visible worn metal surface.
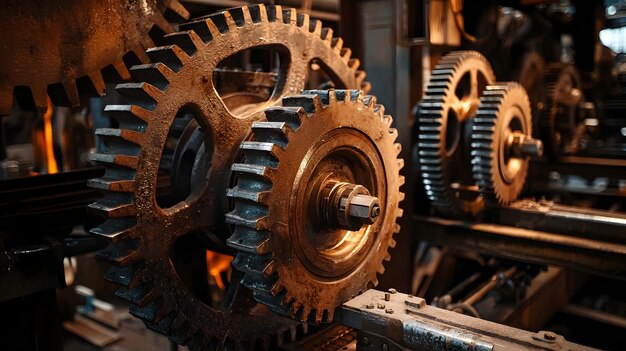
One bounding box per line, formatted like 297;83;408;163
226;90;404;324
417;51;495;218
471;82;539;205
88;5;369;348
338;289;596;350
0;0;189;113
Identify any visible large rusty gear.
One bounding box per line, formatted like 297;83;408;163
417;51;495;218
471;82;542;205
88;5;368;348
539;63;584;157
226;89;404;324
0;0;189;114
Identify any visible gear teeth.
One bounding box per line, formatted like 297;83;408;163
266;5;283;22
248;4;268;23
282;8;297;24
146;45;189;72
96;128;144;146
232;252;275;277
282;94;322;114
179;17;221;43
163;31;204;56
88;177;135;192
90;153;139;170
340;48;352;62
239;141;281;163
363;94;377;108
242;274;282;295
321;27;333;45
227;228;270;254
145;311;176;335
111;59;132;81
131;45;151;64
97;241;139;266
30;87;48;113
87;71;106;97
309;19;322;35
164;0;190;20
116;284;157;307
104;105;151;131
88;197;136;218
90;218;136;243
331;37;344;52
250;121;291;148
105;265;139;287
296;13;309;28
224;207;269;231
115;82;162;109
348;58;360;70
130;298;165;323
227;184;270;204
130;63;175;91
231;163;273;180
264;107;305;131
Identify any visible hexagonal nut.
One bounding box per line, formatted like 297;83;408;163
348;194;381;224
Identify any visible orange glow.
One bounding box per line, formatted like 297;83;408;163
205;250;233;289
43;97;58;174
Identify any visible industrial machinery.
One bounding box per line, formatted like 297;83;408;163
1;0;626;350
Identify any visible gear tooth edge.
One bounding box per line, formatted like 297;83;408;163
104;104;151;131
247;4;268;23
225;210;269;231
360;80;372;93
163;30;205;56
251;121;291;148
88;177;135;192
226;182;271;204
165;0;190;20
97;241;139;266
227;227;270;254
105;265;139;287
131;45;151;64
146;45;189;72
296;13;310;28
115;82;162;109
231;162;273;180
264;107;304;131
180;17;220;43
96;127;145;146
282;8;297;25
89;153;139;170
309;19;323;34
348;58;360;70
340;48;352;62
331;36;344;51
129;298;165;323
115;284;156;306
232;252;274;277
111;59;132;81
90;218;136;243
88;70;107;97
397;193;406;203
281;94;322;114
363;94;377;108
152;11;175;34
241;273;282;295
321;27;333;46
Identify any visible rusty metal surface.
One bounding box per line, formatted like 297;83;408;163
417;51;495;218
338;289;597;350
88;5;369;348
226;90;404;324
0;0;189;113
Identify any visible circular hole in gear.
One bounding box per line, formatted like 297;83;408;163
213;45;287;117
156;105;213;209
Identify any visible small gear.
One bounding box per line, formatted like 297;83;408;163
417;51;495;218
88;5;368;348
539;63;584;157
226;89;404;324
0;0;189;113
471;82;542;205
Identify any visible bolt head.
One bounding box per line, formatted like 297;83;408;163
349;194;381;224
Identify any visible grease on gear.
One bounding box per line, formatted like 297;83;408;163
88;5;369;349
417;51;495;218
226;89;404;324
471;82;542;205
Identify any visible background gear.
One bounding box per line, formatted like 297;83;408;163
88;5;368;348
226;89;404;324
539;63;585;157
0;0;189;114
471;82;538;205
417;51;495;218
